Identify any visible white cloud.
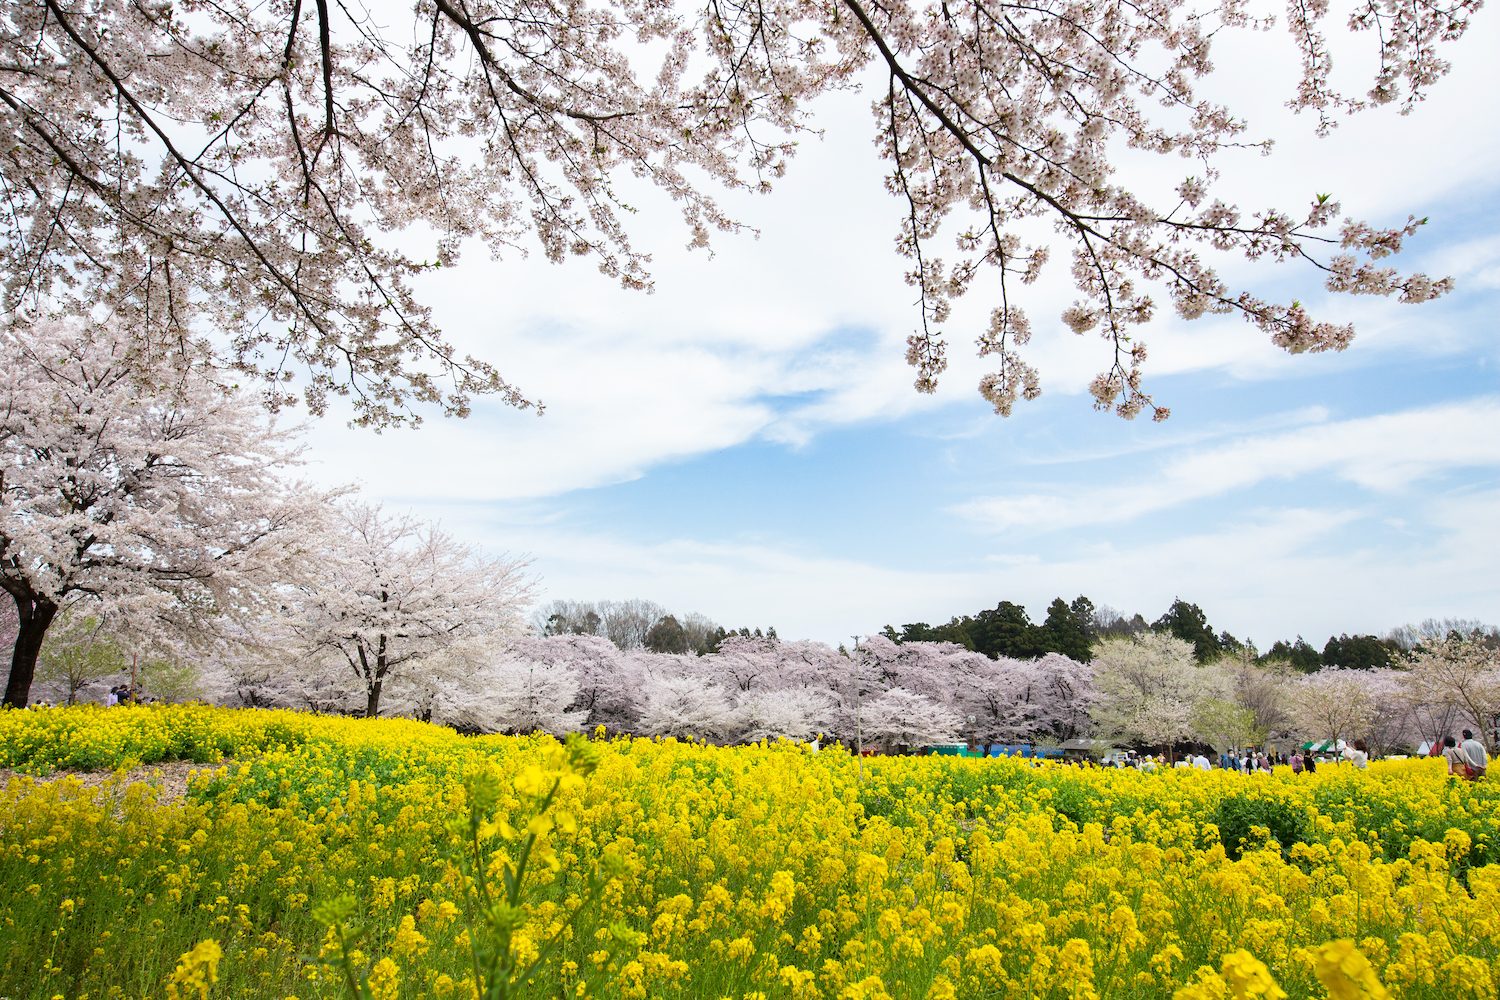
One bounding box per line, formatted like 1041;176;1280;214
964;499;1500;649
954;397;1500;532
1425;233;1500;292
303;309;960;500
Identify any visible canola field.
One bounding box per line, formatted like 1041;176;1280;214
2;706;1498;1000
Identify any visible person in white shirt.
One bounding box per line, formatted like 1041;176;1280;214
1461;729;1488;779
1341;739;1369;769
1192;753;1211;770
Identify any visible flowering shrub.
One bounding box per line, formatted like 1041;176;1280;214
2;705;1498;998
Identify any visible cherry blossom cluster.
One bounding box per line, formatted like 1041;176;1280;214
0;317;338;707
0;0;1478;424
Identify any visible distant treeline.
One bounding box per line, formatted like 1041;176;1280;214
880;598;1500;669
534;598;778;656
535;596;1499;670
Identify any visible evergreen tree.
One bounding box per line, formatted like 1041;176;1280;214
644;616;691;655
1152;598;1223;663
1040;597;1094;661
1322;633;1397;670
970;602;1043;659
1262;637;1323;674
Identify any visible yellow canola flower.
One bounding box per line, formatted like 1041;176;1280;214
367;956;400;1000
1173;968;1230;1000
166;938;223;1000
6;705;1500;1000
391;914;428;959
1312;940;1391;1000
513;764;555;798
1219;949;1288;1000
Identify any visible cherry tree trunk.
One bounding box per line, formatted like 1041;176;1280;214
4;594;58;709
365;675;385;718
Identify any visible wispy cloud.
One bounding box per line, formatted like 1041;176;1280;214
953;398;1500;532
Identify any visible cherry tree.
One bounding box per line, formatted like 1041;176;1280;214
825;640;888;749
1289;667;1386;746
1214;656;1295;743
859;687;964;751
632;665;737;741
507;634;639;731
858;635;966;688
1402;635;1500;750
0;318;333;708
938;649;1015;740
963;653;1095;743
0;604;15;661
863;639;1036;743
198;620;319;709
1363;669;1416;755
733;686;840;743
438;654;588;735
0;0;1475;426
1090;632;1213;748
286;502;532;717
711;634;850;693
840;635;1091;745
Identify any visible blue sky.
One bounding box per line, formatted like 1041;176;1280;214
303;12;1500;650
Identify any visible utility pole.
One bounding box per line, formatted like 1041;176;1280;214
850;635;864;784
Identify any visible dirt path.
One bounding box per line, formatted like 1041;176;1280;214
0;759;209;804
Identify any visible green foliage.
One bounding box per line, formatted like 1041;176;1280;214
643;614;689;654
888;619;975;648
37;615;125;704
1152;598;1224;663
969;601;1043;659
1191;698;1261;753
138;657;203;703
1262;637;1324;674
1321;633;1398;670
1213;793;1310;860
1047;780;1100;829
1040;597;1096;662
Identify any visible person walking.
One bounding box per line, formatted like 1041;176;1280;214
1443;735;1469;778
1342;739;1370;770
1460;729;1488;780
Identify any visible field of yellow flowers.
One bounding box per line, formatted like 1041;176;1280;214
2;705;1498;999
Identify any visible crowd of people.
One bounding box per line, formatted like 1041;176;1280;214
103;686;162;706
1082;736;1491;780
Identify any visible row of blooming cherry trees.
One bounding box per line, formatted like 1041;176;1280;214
211;626;1499;754
212;632;1097;748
